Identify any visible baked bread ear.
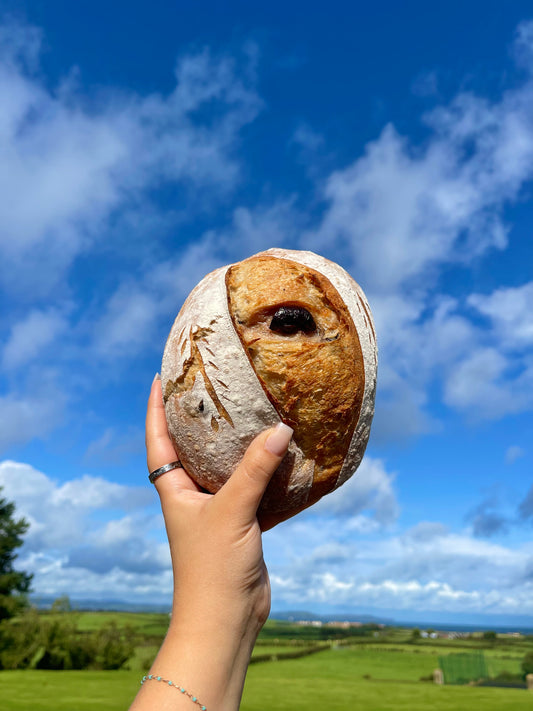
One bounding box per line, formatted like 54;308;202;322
161;248;377;515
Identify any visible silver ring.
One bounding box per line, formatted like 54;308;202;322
149;460;183;484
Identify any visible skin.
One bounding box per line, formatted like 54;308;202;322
129;376;293;711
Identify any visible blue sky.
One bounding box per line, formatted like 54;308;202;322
0;1;532;626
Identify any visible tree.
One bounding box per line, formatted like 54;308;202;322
51;595;73;614
0;487;32;620
522;650;533;679
483;630;497;641
0;601;135;670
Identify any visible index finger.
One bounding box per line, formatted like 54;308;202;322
146;374;199;493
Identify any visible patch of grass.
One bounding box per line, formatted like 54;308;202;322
122;644;159;672
0;670;139;711
241;648;533;711
74;612;170;637
485;656;522;677
1;645;532;711
251;645;311;658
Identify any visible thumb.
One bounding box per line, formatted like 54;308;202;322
214;423;293;524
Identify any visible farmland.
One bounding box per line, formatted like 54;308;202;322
0;612;532;710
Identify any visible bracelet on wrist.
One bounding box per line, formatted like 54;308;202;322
141;674;207;710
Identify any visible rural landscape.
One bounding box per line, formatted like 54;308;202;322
1;3;533;710
1;601;533;710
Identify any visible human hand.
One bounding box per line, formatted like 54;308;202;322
146;373;293;631
139;374;293;711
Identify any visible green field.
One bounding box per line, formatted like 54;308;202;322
242;647;532;711
1;612;532;710
1;648;532;711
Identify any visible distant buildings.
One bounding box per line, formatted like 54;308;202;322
294;619;384;629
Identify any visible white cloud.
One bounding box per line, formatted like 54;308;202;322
3;17;533;448
369;294;475;441
0;453;397;603
91;199;302;360
469;281;533;350
511;20;533;70
299;25;533;433
20;552;174;601
403;521;449;542
0;461;153;549
444;346;533;419
429;281;533;421
0;458;174;599
1;457;532;614
0;20;261;298
90;237;222;359
0;388;65;450
2;308;68;370
312;457;399;525
268;523;533;615
0;18;263;449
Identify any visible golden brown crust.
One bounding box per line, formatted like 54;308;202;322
226;255;365;500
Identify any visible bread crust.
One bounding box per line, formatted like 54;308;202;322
161;248;377;514
226;255;364;505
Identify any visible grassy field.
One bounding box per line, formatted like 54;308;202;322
1;612;531;710
1;647;532;711
242;648;532;711
0;670;139;711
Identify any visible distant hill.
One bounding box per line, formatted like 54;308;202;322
31;595;171;613
29;597;533;634
31;597;392;624
270;610;395;625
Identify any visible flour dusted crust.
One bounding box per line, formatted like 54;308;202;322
161;248;377;515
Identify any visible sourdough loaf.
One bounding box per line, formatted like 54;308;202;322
161;248;377;515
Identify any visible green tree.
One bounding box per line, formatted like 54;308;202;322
522;650;533;679
95;621;135;670
483;630;497;641
0;487;32;620
0;606;94;670
51;595;73;614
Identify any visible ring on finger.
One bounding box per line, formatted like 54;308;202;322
149;460;183;484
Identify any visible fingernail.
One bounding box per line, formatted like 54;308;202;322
265;423;293;456
153;372;161;383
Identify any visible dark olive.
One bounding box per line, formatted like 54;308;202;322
269;306;317;335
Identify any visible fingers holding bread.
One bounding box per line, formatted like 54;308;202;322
146;374;199;495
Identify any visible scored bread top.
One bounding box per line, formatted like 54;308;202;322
161;248;377;515
226;254;364;505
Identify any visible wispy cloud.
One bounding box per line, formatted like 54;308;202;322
0;460;169;599
0;456;397;603
2;308;69;370
3;17;533;448
0;18;262;450
268;523;533;615
0;19;261;300
300;21;533;434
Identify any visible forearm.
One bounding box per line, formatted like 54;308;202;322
129;606;262;711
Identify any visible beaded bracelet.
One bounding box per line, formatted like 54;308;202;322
141;674;207;710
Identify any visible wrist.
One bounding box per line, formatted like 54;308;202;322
168;595;264;663
170;576;269;640
153;613;259;711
